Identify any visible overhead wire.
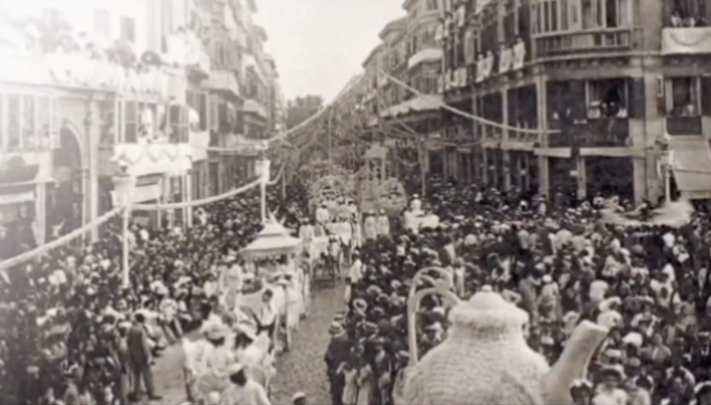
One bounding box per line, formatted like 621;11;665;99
379;70;559;135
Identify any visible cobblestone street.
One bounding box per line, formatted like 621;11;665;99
152;282;345;404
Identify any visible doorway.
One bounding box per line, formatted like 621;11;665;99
48;128;83;238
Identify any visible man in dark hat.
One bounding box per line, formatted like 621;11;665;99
325;320;349;405
126;311;160;401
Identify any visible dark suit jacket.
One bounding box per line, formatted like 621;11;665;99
126;323;151;366
324;332;350;371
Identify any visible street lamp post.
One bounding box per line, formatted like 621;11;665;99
256;148;270;223
113;166;136;288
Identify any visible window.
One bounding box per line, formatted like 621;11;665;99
209;95;219;131
670;0;708;26
124;101;138;142
581;0;629;28
94;8;109;37
160;0;174;52
120;16;135;43
667;77;699;117
587;79;628;118
214;41;227;67
169;105;188;142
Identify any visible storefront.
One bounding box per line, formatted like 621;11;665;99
0;85;59;245
110;143;193;228
0;151;52;246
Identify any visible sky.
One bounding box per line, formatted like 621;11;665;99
254;0;405;102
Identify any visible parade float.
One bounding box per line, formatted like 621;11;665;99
398;279;609;405
240;217;305;350
403;194;439;232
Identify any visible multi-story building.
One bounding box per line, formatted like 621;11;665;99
442;0;711;204
0;0;284;246
357;2;445;180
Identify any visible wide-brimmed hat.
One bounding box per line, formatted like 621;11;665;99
292;391;306;401
203;323;230;341
227;362;245;376
328;322;344;335
233;322;257;341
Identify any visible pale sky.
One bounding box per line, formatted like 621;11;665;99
254;0;405;102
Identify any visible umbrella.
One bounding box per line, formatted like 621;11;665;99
242;214;301;259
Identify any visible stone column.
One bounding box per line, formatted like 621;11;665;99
185;171;193;228
576;156;587;201
501;89;511;191
35;182;46;244
535;74;550;198
83;101;99;242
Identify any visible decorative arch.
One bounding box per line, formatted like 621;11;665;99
56;120;85;168
48;124;85;237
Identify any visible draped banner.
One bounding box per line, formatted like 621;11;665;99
661;27;711;55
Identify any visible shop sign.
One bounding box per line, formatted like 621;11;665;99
512;40;526;70
190;130;210;162
499;46;513;73
47;53;169;97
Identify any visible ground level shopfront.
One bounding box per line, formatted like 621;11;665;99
0;80;113;244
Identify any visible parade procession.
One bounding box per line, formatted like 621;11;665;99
6;0;711;405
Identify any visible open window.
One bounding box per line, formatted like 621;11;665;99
666;77;700;117
587;79;628;118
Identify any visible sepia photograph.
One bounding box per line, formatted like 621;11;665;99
0;0;710;404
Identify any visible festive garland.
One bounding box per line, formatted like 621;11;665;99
0;207;122;271
0;161;286;269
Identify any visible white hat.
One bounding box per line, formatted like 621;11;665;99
291;392;306;401
227;362;245;375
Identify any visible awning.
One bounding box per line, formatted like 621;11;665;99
670;137;711;199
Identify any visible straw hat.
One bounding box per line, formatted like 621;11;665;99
203;323;229;341
328;322;345;335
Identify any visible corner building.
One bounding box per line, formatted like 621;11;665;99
446;0;711;204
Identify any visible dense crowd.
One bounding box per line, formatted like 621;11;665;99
327;176;711;405
0;175;307;405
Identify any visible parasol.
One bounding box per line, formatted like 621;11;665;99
599;199;694;228
242;214;301;259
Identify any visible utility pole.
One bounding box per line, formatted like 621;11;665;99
327;105;333;175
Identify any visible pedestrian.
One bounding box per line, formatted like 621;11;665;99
219;363;271;405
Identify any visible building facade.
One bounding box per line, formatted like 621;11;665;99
443;0;711;204
0;0;284;245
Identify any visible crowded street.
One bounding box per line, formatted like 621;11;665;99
5;0;711;404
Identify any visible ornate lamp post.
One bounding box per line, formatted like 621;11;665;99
255;142;270;223
112;163;136;287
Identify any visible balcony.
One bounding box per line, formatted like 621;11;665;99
97;143;192;177
661;27;711;55
666;116;703;135
242;99;268;120
547;118;630;148
534;28;635;59
407;48;443;70
202;70;240;98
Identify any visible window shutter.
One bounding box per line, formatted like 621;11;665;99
628;78;646;118
169;104;182;142
208;94;219;131
568;80;586;120
701;77;711;116
49;96;60;148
